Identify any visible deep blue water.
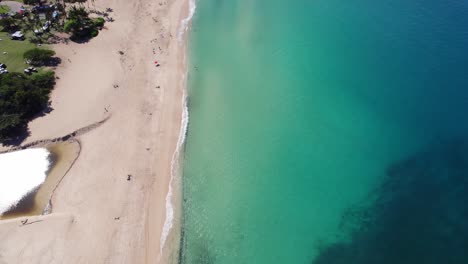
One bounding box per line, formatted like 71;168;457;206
181;0;468;263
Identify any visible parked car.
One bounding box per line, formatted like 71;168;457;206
11;31;25;40
42;21;51;31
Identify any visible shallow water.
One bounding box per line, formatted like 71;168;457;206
181;0;468;263
0;148;51;215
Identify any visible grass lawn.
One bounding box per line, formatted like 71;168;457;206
0;32;50;73
0;5;11;14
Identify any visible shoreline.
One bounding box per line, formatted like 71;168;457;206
160;0;195;259
0;0;190;263
151;0;195;261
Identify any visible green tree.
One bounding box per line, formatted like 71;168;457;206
63;0;87;3
93;17;105;28
64;6;103;40
23;48;56;65
0;114;25;141
67;6;88;20
23;0;40;5
0;72;55;142
64;6;88;36
0;17;18;32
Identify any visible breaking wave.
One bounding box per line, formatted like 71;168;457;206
160;84;189;253
177;0;196;43
160;0;195;255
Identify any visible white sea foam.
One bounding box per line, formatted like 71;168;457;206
160;0;195;254
177;0;197;43
160;82;189;253
0;148;51;215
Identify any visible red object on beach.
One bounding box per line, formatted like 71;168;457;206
154;61;158;64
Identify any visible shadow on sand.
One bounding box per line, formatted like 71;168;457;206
1;105;54;147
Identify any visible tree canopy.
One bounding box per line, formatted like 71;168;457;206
0;72;55;142
23;49;56;66
64;6;102;40
0;17;18;32
22;0;40;5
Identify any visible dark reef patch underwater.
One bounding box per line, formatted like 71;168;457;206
313;139;468;264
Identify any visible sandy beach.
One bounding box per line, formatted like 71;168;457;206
0;0;189;263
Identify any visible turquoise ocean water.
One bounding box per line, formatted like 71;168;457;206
181;1;468;263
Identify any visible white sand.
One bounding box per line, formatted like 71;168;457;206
0;0;189;262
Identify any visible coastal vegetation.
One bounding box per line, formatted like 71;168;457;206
0;5;11;15
0;17;19;32
0;71;55;142
0;17;56;143
22;0;39;5
64;6;102;40
0;1;111;144
0;1;107;43
63;0;87;3
23;48;56;66
0;32;36;72
0;35;55;143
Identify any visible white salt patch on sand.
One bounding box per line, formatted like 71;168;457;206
0;148;50;215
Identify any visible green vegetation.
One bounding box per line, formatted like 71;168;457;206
0;71;55;142
0;33;56;144
64;6;103;41
0;1;107;143
0;32;38;72
22;0;38;4
93;17;105;28
0;17;19;32
23;48;56;66
0;5;11;15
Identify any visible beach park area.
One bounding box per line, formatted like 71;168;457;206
0;0;190;263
